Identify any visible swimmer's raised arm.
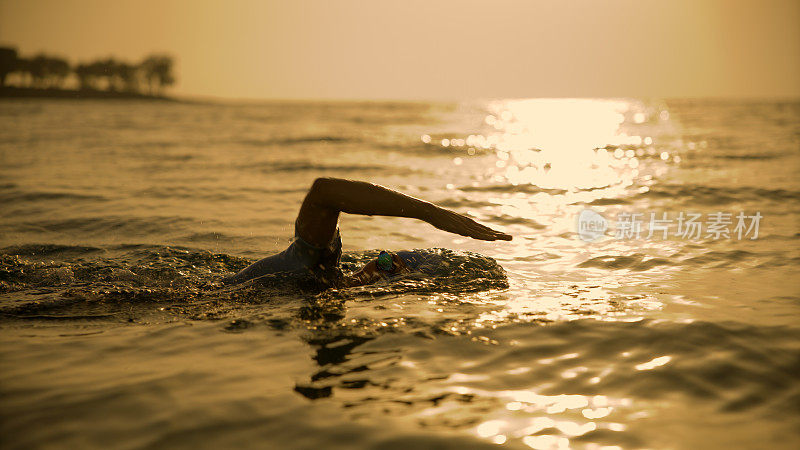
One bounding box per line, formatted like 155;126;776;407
295;177;512;247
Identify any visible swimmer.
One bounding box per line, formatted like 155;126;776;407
223;177;512;288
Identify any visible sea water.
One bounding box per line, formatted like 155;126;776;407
1;98;798;449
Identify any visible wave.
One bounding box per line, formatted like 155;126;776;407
238;136;356;147
586;197;629;206
459;184;568;196
434;198;496;209
681;249;757;267
260;161;389;173
579;248;798;271
134;186;242;201
179;231;238;243
233;160;424;177
491;213;546;227
713;153;782;161
0;243;104;258
637;184;800;205
11;215;200;236
583;184;800;207
0;191;108;203
578;253;675;271
230;160;401;175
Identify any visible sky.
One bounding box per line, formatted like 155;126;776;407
1;0;798;100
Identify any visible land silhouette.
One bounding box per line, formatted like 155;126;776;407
0;46;175;99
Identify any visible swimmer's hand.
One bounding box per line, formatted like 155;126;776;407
425;206;512;241
296;178;512;246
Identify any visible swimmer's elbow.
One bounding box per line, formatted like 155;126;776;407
307;177;339;203
307;177;356;209
310;177;341;192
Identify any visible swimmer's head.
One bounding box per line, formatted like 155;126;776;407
340;250;410;288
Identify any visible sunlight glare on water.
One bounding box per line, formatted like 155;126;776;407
445;99;668;193
489;99;636;174
419;99;683;331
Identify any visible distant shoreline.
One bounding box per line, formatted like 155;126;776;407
0;86;175;101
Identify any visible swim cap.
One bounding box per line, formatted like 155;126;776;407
377;251;394;272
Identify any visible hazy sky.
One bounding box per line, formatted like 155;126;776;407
1;0;798;100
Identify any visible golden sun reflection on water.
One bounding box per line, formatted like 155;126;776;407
447;386;632;448
426;98;676;195
390;99;724;448
410;99;687;448
421;98;684;279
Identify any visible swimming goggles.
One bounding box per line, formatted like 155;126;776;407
377;250;394;272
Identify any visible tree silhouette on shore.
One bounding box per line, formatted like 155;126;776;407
0;48;18;87
27;54;71;88
140;55;175;96
0;46;176;97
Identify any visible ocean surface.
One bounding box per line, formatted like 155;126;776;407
1;97;798;449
